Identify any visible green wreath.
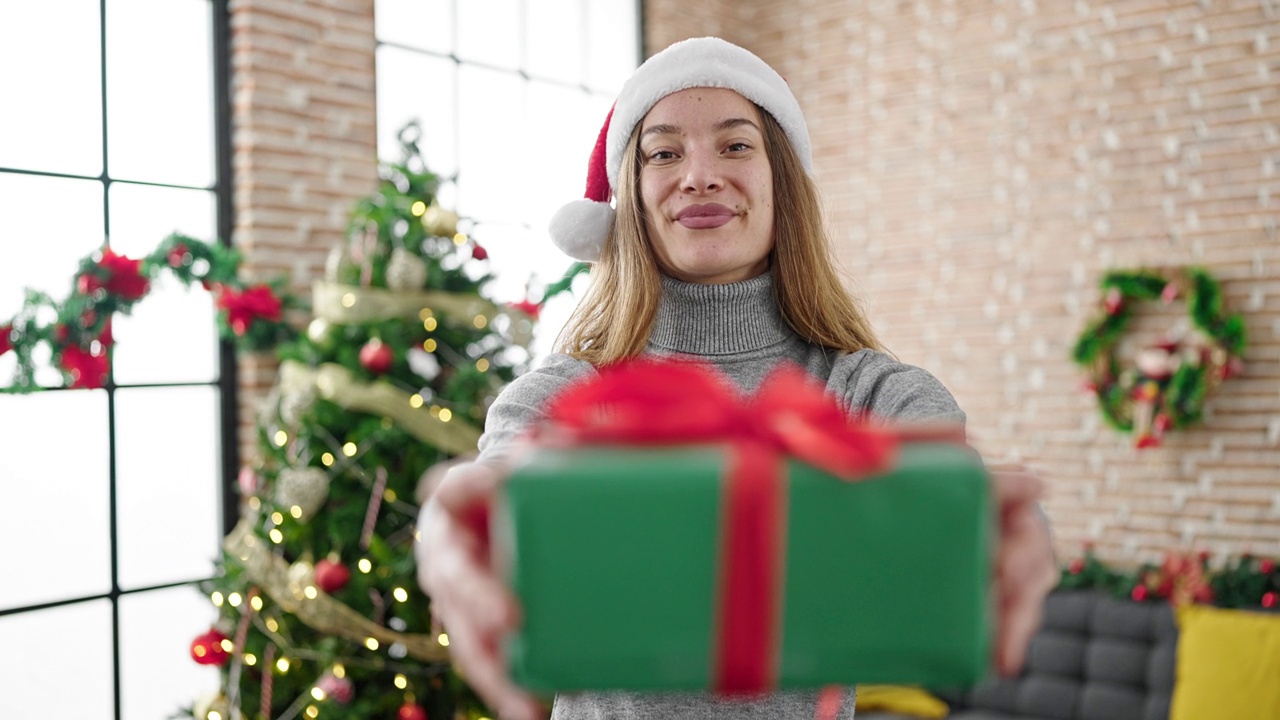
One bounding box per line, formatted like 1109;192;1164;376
1071;267;1246;448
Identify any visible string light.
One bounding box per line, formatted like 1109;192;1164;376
274;430;288;446
209;713;223;720
437;633;450;647
277;657;291;673
423;317;437;331
342;442;357;457
269;529;284;544
248;496;261;510
422;338;437;352
418;308;434;321
365;637;380;650
304;586;318;600
476;358;490;372
453;232;467;245
411;201;426;216
310;688;325;701
393;587;409;602
333;663;345;679
244;654;258;666
211;592;224;607
341;293;356;308
394;674;408;689
228;593;243;608
384;489;398;503
271;512;284;525
290;506;303;519
439;408;453;422
472;314;488;329
220;638;234;652
321;452;335;467
409;394;424;408
305;706;319;719
266;618;280;632
250;595;264;611
358;558;373;574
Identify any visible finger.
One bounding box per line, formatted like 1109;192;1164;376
432;459;511;512
991;467;1045;507
446;614;545;720
995;587;1043;676
425;529;520;634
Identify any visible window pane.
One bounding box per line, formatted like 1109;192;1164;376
108;182;216;256
115;386;221;590
105;0;215;186
375;0;452;54
0;391;111;610
525;83;608;230
0;601;115;720
456;0;519;70
376;46;458;177
0;2;103;177
119;586;221;720
587;0;639;92
527;0;583;84
456;66;525;224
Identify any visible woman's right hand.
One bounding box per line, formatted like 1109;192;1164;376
416;458;547;720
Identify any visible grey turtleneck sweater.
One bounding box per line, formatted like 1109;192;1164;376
476;272;965;719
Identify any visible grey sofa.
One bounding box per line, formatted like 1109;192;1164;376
861;589;1178;720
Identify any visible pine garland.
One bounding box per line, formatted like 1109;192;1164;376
1060;547;1279;610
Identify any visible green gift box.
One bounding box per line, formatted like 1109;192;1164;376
494;438;993;695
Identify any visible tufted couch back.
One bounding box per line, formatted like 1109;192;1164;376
943;589;1178;720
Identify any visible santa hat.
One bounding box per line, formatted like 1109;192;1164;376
548;37;813;262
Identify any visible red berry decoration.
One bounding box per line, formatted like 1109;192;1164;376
398;703;428;720
359;338;394;374
190;628;231;666
1263;592;1278;609
471;244;489;260
314;557;351;594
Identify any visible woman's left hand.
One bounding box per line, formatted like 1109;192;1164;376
989;463;1059;676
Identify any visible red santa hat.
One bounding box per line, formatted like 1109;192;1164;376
548;37;813;262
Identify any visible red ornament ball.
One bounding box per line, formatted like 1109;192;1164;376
359;338;394;374
398;702;428;720
1131;585;1149;602
314;558;351;594
471;244;489;261
1263;592;1278;609
1260;558;1275;574
190;628;231;666
1068;558;1085;575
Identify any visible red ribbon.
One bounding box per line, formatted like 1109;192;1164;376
543;359;918;695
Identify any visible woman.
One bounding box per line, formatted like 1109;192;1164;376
418;37;1057;720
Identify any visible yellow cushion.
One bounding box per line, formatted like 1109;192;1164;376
854;684;949;718
1171;604;1280;720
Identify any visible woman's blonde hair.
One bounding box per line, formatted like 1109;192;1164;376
555;102;884;365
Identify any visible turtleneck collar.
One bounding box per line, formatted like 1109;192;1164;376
648;272;793;356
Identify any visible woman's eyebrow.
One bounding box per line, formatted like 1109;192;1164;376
640;118;761;140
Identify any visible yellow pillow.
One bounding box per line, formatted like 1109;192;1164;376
1172;604;1280;720
854;684;949;718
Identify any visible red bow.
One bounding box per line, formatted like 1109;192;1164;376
543;359;907;695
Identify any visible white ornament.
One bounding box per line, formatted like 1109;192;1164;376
408;347;441;381
279;386;316;426
324;245;350;282
385;247;428;291
193;692;229;720
276;467;330;520
307;318;332;344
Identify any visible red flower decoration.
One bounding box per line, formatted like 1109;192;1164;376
98;249;150;301
167;243;190;268
215;285;283;336
0;325;11;356
1263;592;1278;609
190;628;231;666
472;244;489;260
59;344;109;389
1260;558;1275;574
1068;558;1085;574
1131;584;1149;601
77;273;103;295
508;299;542;321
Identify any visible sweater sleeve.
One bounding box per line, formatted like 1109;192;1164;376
475;353;597;461
825;349;967;427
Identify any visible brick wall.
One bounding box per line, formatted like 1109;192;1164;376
229;0;378;458
648;1;1280;563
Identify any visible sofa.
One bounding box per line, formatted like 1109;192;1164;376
860;589;1178;720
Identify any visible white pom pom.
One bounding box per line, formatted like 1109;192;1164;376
548;199;614;262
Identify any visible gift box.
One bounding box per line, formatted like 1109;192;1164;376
493;360;993;696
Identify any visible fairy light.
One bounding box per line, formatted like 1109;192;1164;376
411;201;426;216
290;506;303;519
248;496;261;510
476;358;490;372
384;489;398;503
220;638;234;652
311;687;325;701
365;637;380;650
276;657;291;673
358;558;373;574
305;706;319;719
304;586;318;600
228;592;243;608
423;317;437;331
321;452;334;466
418;308;434;321
342;442;357;457
209;713;223;720
393;587;409;602
211;592;224;607
269;529;284;544
244;653;257;666
409;394;424;408
266;618;279;632
274;430;288;446
453;232;467;246
439;408;453;422
333;663;345;679
394;674;408;689
472;314;488;329
341;293;356;308
437;633;450;647
271;512;284;525
250;595;264;611
422;338;437;352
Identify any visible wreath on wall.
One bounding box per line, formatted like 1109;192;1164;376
1071;267;1247;449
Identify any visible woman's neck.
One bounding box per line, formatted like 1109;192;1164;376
647;272;792;355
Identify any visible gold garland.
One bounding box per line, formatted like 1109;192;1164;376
279;360;482;457
223;519;449;662
312;281;534;346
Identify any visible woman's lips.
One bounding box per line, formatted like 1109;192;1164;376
675;204;737;229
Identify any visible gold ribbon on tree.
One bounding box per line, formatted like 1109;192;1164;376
312;281;534;346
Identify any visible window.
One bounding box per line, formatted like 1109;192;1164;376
0;2;232;718
374;0;641;357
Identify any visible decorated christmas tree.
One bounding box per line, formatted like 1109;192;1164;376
181;123;561;720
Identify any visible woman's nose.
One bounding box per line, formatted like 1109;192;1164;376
681;149;723;194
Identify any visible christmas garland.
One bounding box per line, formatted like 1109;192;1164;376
0;233;297;393
1071;267;1246;448
1059;546;1279;610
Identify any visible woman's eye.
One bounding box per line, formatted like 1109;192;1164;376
726;142;751;153
647;149;677;162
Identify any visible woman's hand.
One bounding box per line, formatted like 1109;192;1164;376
416;459;547;720
989;463;1059;677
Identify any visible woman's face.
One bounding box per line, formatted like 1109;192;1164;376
637;87;775;285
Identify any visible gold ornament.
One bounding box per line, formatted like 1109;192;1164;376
275;467;330;520
385;247;428;291
422;204;459;238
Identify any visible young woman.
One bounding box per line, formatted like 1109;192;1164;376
417;37;1057;720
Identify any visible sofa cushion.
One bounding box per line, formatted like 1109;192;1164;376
1170;604;1280;720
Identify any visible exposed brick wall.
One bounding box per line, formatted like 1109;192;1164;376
229;0;379;461
647;0;1280;563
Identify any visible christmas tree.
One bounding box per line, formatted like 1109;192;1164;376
183;122;548;720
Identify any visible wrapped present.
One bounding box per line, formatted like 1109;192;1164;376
493;360;992;696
